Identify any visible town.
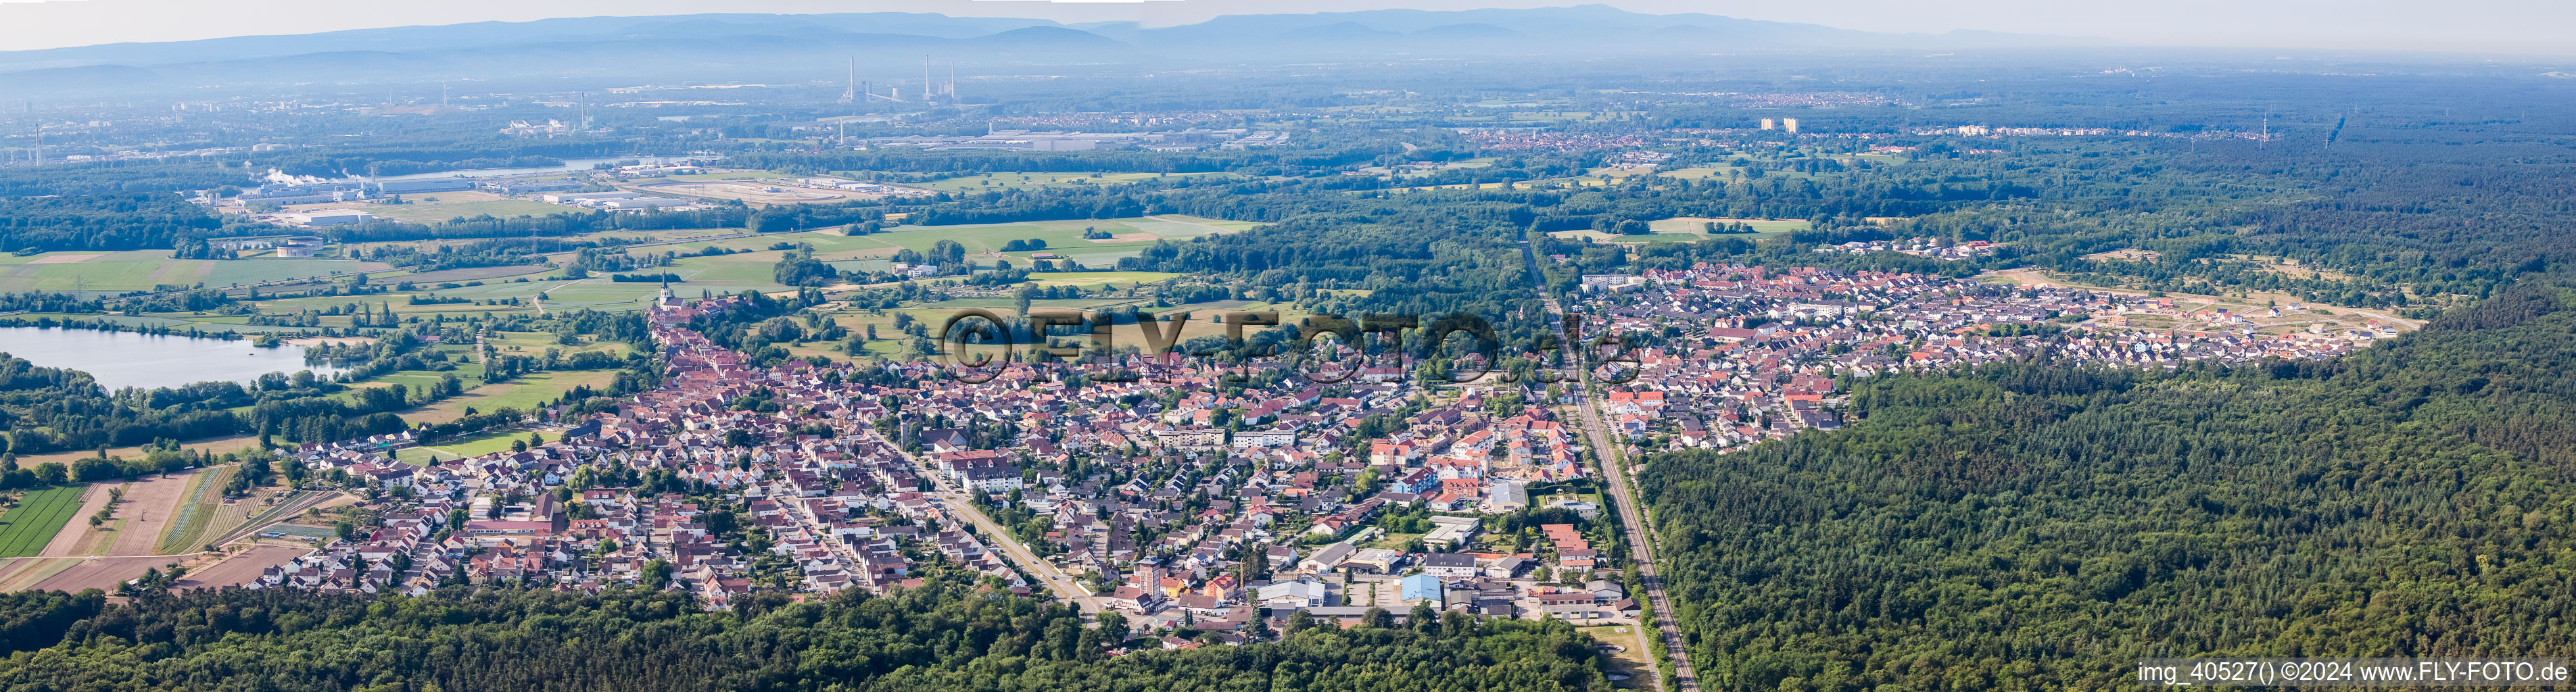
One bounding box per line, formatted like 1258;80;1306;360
243;260;2393;644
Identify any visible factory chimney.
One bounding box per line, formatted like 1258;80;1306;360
841;57;857;103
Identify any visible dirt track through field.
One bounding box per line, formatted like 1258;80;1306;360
108;472;202;557
37;485;112;557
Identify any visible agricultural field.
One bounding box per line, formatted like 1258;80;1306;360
64;513;120;556
1;435;262;473
0;251;391;293
897;171;1231;193
421;429;539;460
1150;215;1265;232
394;262;766;314
1548;217;1809;243
404;370;621;424
336;227;750;258
1022;271;1183;289
105;471;200;556
842;216;1248;266
0;487;88;558
171;545;309;590
0;557;80;591
154;466;244;554
390;265;557;285
20;555;168;593
1647;217;1807;234
314;330;628;426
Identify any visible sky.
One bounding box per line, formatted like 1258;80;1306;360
0;0;2569;55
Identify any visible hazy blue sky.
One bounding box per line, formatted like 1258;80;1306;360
0;0;2568;55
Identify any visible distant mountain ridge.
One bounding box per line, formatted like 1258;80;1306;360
0;5;2089;95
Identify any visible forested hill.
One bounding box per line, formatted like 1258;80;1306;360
1640;285;2576;692
0;585;1613;692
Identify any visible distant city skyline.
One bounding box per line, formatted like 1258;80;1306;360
0;0;2568;57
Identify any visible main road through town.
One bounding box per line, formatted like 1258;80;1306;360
891;445;1110;615
1521;236;1702;692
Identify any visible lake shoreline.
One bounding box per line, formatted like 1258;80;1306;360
0;326;348;391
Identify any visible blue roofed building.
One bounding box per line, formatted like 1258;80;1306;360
1400;573;1444;608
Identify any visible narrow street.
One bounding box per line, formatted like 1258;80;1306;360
1521;237;1702;692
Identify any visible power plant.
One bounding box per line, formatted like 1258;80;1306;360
840;57;857;103
842;55;957;105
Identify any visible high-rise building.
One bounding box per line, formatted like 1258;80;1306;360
1784;118;1800;133
1760;118;1775;130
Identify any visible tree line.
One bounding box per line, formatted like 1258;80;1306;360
0;582;1615;692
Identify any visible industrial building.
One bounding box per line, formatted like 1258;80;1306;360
595;197;690;209
372;178;477;195
539;190;691;209
484;180;584;195
239;182;366;205
1399;574;1445;608
545;191;643;203
211;235;320;251
287;209;373;226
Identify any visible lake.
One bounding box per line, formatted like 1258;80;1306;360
0;327;348;391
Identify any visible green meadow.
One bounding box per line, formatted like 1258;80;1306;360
0;251;391;293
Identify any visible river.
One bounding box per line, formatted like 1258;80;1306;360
0;327;348;391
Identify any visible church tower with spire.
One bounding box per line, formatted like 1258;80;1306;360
656;274;681;310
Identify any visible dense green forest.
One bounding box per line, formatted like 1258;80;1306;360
1639;285;2576;692
0;585;1612;692
0;161;260;198
0;193;273;253
258;140;623;178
